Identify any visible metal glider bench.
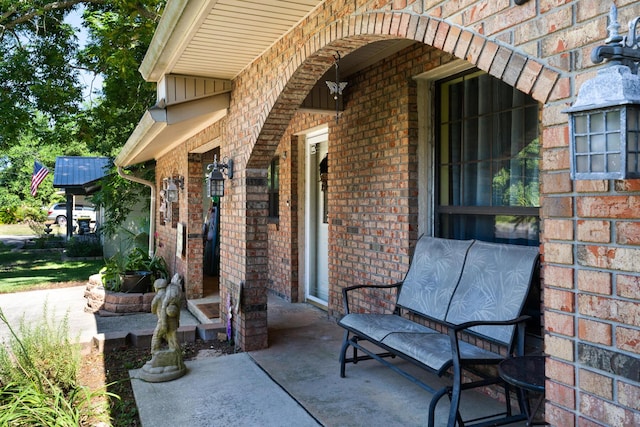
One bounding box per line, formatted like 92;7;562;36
338;237;540;427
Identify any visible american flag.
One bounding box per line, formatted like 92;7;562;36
30;161;49;197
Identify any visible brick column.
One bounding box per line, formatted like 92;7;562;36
184;153;205;299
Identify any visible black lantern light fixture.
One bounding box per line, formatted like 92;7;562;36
206;155;233;198
564;4;640;180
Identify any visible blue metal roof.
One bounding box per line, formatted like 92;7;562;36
53;156;111;188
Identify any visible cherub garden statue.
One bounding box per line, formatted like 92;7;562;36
138;273;187;382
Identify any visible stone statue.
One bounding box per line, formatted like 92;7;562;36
138;273;186;382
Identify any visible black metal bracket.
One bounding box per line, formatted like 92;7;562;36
591;5;640;74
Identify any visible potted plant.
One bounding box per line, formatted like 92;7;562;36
100;248;168;293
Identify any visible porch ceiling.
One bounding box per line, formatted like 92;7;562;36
140;0;324;82
119;0;415;167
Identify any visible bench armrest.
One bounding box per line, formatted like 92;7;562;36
342;283;402;314
448;315;531;358
449;315;531;332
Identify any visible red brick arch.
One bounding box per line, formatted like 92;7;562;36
228;9;563;351
246;10;561;169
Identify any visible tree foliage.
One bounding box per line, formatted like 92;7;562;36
0;0;164;226
0;0;83;147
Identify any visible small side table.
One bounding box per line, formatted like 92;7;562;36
498;355;547;426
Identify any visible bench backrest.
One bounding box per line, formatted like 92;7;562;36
444;241;539;345
396;237;474;321
396;237;539;347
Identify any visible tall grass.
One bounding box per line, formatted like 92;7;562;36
0;304;114;425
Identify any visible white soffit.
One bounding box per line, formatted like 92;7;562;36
141;0;324;82
115;94;230;167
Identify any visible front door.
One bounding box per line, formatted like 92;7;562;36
305;128;329;305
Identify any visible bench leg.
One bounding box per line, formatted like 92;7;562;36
339;330;351;378
428;387;449;427
448;365;463;427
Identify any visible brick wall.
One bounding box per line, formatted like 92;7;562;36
155;122;222;299
327;43;429;318
153;0;640;422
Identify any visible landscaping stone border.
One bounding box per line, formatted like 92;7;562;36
84;273;155;315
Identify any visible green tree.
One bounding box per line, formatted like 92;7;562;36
77;1;160;156
0;1;163;226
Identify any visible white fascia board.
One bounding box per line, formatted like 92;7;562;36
115;94;229;167
115;107;167;167
139;0;218;82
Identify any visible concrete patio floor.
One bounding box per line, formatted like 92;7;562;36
134;295;529;426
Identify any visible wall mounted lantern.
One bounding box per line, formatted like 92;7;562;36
564;4;640;180
163;176;184;203
206;155;233;198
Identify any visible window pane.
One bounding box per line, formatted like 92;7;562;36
438;214;539;246
463;77;478;117
436;70;539;245
463;118;478;161
268;158;280;218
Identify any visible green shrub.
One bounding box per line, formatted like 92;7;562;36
26;235;65;250
0;206;17;224
0;305;112;425
65;237;103;258
15;205;47;223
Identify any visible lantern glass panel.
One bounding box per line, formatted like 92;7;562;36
576;135;589;153
166;181;179;203
607;132;620;151
629;154;638;173
629;108;640;130
592;134;606;152
576;155;589;172
608;153;620;171
628;108;640;175
607;110;621;131
575;114;587;133
590;112;605;132
208;178;224;197
592;154;605;172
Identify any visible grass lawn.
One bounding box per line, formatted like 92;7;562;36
0;223;65;236
0;242;103;293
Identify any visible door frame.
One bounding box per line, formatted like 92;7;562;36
303;126;329;306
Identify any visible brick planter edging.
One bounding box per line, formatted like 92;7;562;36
84;273;155;314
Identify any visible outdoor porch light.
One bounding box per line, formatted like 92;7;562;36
564;4;640;180
164;176;183;203
206;155;233;198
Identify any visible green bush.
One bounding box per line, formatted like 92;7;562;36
0;191;20;224
0;305;112;425
65;237;103;258
0;206;17;224
15;205;47;223
0;204;47;225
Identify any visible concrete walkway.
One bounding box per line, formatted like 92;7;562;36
0;285;198;345
0;286;526;426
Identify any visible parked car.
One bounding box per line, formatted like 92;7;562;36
47;203;97;227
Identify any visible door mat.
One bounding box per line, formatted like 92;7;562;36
195;303;219;319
